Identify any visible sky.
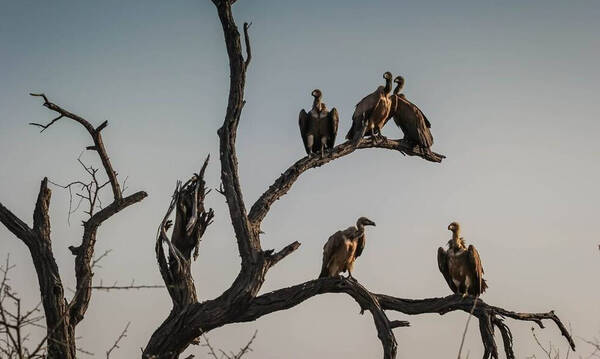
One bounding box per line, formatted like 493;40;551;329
1;0;599;358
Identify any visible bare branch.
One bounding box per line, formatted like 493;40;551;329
30;93;122;201
0;202;33;246
458;297;478;359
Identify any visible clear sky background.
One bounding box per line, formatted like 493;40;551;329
1;0;599;358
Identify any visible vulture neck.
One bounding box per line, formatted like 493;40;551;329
393;84;402;95
312;97;322;112
355;223;366;252
356;222;366;234
449;230;466;249
383;78;392;95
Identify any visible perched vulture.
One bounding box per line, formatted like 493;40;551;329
345;72;393;141
388;76;434;151
437;222;487;297
299;89;339;157
319;217;376;279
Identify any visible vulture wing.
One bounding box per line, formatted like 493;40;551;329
326;107;339;149
298;109;311;154
319;231;345;278
437;247;457;293
395;97;433;147
403;97;432;128
346;87;384;140
354;87;384;119
467;245;487;295
404;98;433;146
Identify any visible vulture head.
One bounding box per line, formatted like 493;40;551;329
448;221;461;233
393;76;405;93
311;89;322;99
383;71;393;81
357;217;376;227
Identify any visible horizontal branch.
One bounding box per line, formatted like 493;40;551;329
87;191;147;228
236;277;573;359
248;138;445;225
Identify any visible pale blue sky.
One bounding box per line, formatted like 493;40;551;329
1;1;599;358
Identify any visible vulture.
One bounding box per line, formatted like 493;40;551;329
345;72;393;141
437;222;487;297
298;89;339;157
388;76;434;151
319;217;376;279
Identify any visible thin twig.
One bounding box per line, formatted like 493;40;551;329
106;322;130;358
457;296;478;359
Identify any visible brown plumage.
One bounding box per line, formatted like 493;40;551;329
319;217;376;278
345;72;393;141
387;76;434;151
437;222;487;297
299;89;339;157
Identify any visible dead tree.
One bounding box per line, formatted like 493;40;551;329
143;1;574;358
0;94;147;358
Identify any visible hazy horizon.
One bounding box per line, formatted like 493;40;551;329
1;0;599;357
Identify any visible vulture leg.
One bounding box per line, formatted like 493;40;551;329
320;136;327;158
307;134;314;157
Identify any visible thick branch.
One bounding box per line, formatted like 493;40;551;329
0;203;33;246
214;0;258;262
239;278;398;359
248;137;445;225
69;190;146;325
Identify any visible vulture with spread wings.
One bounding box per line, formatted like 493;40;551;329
299;89;339;157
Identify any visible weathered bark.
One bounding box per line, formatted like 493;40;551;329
143;1;572;359
0;96;146;358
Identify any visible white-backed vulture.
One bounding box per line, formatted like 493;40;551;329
299;89;339;157
387;76;434;151
437;222;487;297
345;72;393;141
319;217;376;279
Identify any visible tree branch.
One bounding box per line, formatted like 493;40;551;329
214;0;258;264
237;278;574;359
0;203;33;246
0;94;147;357
248;137;445;225
30;93;123;201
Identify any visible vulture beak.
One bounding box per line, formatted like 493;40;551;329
447;224;452;230
368;220;376;226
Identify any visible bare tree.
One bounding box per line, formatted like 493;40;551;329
0;94;147;358
141;1;575;358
